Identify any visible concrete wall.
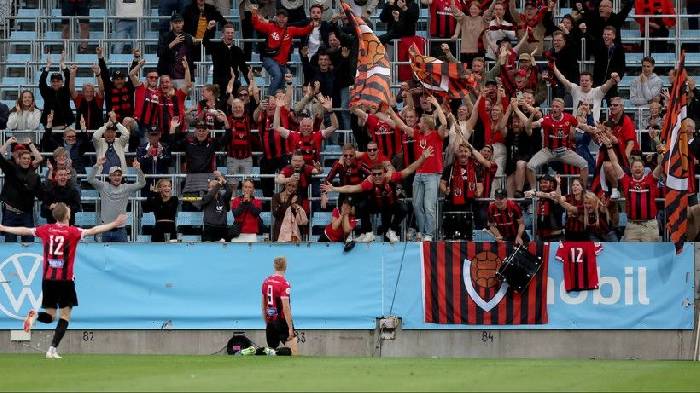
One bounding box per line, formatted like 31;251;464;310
1;243;697;359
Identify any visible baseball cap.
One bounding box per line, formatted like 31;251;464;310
50;73;63;81
109;166;123;175
540;173;558;187
171;13;184;22
484;78;498;86
276;8;289;16
494;189;507;200
194;120;208;130
112;70;125;80
524;0;536;7
519;53;532;62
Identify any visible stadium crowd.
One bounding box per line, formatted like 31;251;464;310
0;0;699;244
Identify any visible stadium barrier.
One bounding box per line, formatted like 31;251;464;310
0;242;692;330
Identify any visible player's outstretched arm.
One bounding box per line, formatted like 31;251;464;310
0;225;34;237
83;214;128;237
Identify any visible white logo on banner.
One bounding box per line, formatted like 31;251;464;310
0;253;43;320
462;258;509;312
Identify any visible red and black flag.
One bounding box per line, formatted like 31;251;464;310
341;2;392;110
661;52;690;254
422;241;549;325
408;44;474;98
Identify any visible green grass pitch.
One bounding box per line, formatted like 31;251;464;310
1;354;700;391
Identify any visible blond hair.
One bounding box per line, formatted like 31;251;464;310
273;256;287;272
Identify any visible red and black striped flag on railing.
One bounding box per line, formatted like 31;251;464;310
661;52;690;255
341;2;392;110
422;242;549;325
407;44;474;98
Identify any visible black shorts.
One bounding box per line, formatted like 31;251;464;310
41;280;78;309
61;0;89;24
265;319;290;349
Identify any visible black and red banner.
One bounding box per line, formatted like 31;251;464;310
422;242;549;325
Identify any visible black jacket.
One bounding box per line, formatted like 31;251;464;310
40;181;82;225
157;30;196;81
137;141;173;175
547;36;580;85
593;42;625;86
0;154;42;213
39;68;75;127
583;0;633;46
183;3;226;36
0;102;9;129
379;2;419;38
172;132;229;174
202;28;250;89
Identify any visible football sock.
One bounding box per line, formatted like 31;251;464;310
51;319;69;348
37;312;53;324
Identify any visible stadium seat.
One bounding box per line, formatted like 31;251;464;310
75;212;97;227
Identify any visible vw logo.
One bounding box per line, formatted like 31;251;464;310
0;253;43;320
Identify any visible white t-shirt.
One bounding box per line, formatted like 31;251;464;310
569;85;606;123
116;0;144;18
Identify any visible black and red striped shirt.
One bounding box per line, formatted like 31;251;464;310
33;224;83;281
476;161;498;197
134;84;160;129
430;0;460;38
109;85;133;121
564;194;585;233
556;241;602;291
366;114;402;159
227;115;254;160
258;109;289;160
287;131;323;165
487;199;522;240
325;160;369;186
621;173;658;221
400;127;417;169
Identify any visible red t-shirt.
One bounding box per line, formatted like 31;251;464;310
358;151;389;171
413;130;444;174
366;114;402;159
487;199;522;240
556;241;602;292
430;0;460;38
262;273;291;323
541;112;578;150
32;224;84;282
324;207;357;242
620;173;658;220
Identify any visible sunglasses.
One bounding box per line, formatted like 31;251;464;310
610;103;622;107
147;75;159;80
367;148;378;152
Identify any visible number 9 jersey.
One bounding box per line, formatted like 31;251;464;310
32;224;84;282
555;242;603;292
261;274;291;323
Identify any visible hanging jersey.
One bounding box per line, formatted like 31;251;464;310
555;241;603;292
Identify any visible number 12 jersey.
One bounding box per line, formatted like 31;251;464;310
555;242;603;292
32;224;84;282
